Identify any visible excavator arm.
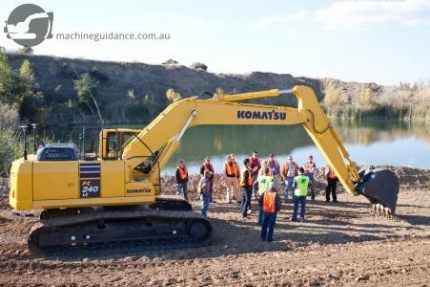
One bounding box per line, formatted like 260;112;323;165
122;85;398;213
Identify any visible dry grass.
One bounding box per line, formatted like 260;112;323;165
0;104;19;127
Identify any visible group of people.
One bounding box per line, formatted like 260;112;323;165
174;152;339;240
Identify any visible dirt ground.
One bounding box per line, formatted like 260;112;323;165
0;166;429;286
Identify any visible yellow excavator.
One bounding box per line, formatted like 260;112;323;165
9;85;399;253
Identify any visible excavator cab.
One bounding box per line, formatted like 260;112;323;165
99;129;141;160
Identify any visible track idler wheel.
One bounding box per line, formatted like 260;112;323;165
187;219;213;242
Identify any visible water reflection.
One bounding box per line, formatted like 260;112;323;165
162;121;430;175
49;121;430;175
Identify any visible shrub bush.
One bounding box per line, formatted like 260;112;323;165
190;62;208;71
162;59;179;65
0;127;24;177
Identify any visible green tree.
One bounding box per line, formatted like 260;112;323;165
162;59;178;65
190;62;208;71
19;59;36;86
166;88;182;103
73;73;103;125
19;92;48;125
0;49;23;104
16;59;51;126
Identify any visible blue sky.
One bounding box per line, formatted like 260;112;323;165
1;0;430;85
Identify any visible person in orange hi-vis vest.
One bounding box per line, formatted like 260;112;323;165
259;182;281;242
231;154;241;201
175;158;189;201
240;158;254;218
223;154;240;203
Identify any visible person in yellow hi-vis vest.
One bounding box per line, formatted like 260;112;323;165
292;167;310;222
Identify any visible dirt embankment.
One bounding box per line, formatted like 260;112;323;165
0;166;429;286
9;53;419;124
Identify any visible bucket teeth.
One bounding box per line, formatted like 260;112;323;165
371;204;377;216
370;203;393;220
384;207;393;220
378;203;384;216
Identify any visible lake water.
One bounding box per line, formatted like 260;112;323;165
161;120;430;175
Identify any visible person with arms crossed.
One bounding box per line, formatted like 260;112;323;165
281;155;298;204
304;155;317;200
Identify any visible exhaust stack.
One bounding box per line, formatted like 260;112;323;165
20;125;28;160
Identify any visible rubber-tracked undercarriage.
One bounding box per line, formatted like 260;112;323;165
28;199;213;255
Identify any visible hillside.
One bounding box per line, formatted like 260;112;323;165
7;53;324;106
7;53;408;124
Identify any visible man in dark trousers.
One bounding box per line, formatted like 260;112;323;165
325;165;338;202
200;156;215;202
259;182;281;242
175;158;189;201
240;158;254;218
199;170;212;217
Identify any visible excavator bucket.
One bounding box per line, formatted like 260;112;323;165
355;167;399;214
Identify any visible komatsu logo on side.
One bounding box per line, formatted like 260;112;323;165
127;188;152;194
237;110;286;120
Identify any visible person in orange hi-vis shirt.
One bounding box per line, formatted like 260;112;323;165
259;182;281;242
223;154;240;203
175;158;189;201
